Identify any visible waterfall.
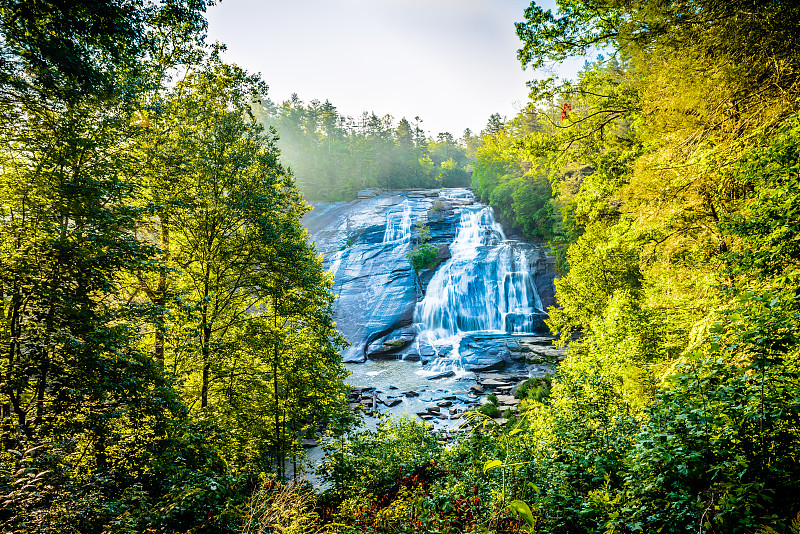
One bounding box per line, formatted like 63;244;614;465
414;204;544;373
383;199;412;243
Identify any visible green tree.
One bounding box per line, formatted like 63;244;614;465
472;120;559;240
406;221;440;276
1;2;354;530
319;417;444;503
483;113;506;137
124;54;354;480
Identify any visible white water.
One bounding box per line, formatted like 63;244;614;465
414;203;544;374
383;199;412;243
327;249;345;278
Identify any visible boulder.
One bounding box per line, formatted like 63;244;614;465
482;377;511;388
366;330;416;358
427;210;445;223
496;395;520;405
427;370;455;380
457;335;512;372
410;341;439;364
464;359;506;372
526;345;567;360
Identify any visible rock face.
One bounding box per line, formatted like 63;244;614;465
302;189;559;365
303;195;423;362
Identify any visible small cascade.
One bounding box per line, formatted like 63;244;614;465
383;199;412;243
326;249;345;279
414;203;545;373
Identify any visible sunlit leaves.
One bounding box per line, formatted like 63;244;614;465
483;459;503;474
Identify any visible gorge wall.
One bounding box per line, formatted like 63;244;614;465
303;188;559;372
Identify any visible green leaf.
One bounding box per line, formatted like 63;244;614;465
508;499;536;528
483;459;502;474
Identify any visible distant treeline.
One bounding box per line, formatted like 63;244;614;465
252;96;507;200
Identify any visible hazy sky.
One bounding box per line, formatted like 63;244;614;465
206;0;583;137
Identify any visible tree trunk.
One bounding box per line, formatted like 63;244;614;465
201;301;211;410
154;214;170;365
273;341;282;479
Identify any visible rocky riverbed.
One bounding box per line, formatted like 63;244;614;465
344;336;563;429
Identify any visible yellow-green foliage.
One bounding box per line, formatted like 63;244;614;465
486;2;800;532
318;416;443;503
242;482;319;534
374;486;424;530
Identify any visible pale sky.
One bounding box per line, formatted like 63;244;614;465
205;0;583;137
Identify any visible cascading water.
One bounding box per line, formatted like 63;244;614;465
414;202;545;374
383;199;412;243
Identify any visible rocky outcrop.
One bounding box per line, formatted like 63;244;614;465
327;242;417;362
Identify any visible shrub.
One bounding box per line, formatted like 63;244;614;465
241;480;318;534
477;403;501;418
619;352;800;533
406;220;441;273
406;244;439;273
317;416;444;503
516;376;552;401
